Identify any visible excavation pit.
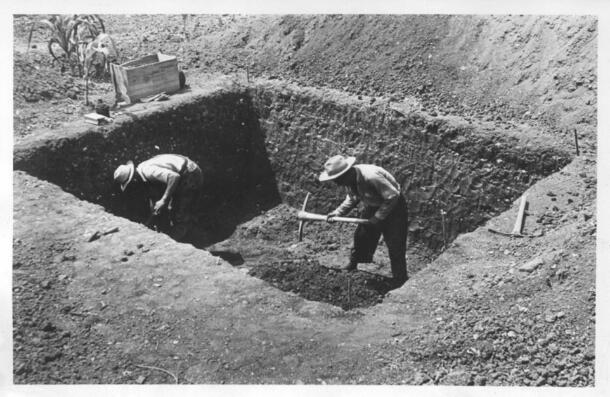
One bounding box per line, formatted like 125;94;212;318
13;82;572;310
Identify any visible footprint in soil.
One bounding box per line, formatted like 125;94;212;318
248;258;396;310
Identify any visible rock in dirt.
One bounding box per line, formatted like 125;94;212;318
519;257;544;272
136;375;146;384
15;362;29;375
535;376;546;386
474;375;487;385
443;370;473;385
42;350;62;363
531;228;545;237
547;343;560;354
41;321;56;332
545;313;560;323
413;371;431;385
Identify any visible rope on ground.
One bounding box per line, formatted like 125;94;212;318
135;364;179;384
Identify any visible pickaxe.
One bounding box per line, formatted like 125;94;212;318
297;193;370;241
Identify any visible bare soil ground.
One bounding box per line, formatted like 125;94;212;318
11;14;597;387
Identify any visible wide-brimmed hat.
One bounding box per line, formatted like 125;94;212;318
319;155;356;182
114;161;135;191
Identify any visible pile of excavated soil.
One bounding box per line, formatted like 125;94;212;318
14;15;596;148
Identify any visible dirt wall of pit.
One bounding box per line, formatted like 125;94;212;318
248;82;572;249
14;82;572;250
13;90;281;240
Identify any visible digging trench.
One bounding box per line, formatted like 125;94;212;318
13;81;571;310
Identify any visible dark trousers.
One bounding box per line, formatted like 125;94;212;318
350;195;408;284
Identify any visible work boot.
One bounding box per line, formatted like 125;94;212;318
342;261;358;271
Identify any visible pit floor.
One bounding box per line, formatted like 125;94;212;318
201;203;439;310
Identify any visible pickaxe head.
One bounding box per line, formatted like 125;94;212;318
298;192;310;242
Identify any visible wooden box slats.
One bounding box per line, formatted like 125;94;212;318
111;53;180;104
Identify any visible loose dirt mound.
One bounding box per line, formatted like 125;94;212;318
14;15;596;147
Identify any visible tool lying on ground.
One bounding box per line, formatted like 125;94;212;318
297;193;370;241
88;227;119;242
487;194;528;238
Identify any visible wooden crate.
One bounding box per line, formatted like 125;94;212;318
110;53;180;104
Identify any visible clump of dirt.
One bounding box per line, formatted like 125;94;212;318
248;258;396;310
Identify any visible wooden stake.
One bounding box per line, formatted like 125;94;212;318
511;194;528;236
440;209;447;248
574;129;580;156
347;275;352;310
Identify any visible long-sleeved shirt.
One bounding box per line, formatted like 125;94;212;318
333;164;401;220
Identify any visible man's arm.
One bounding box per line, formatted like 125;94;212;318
154;172;181;213
370;177;400;223
139;164;182;214
327;192;359;222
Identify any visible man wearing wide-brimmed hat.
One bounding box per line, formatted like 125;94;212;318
319;155;408;285
114;154;203;241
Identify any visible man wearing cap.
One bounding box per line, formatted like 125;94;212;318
114;154;203;240
319;155;408;285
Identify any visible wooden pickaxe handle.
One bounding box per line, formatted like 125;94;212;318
297;210;370;224
297;192;370;242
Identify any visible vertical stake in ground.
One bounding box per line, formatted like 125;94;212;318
511;194;528;236
347;274;352;310
574;129;580;156
440;209;447;249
